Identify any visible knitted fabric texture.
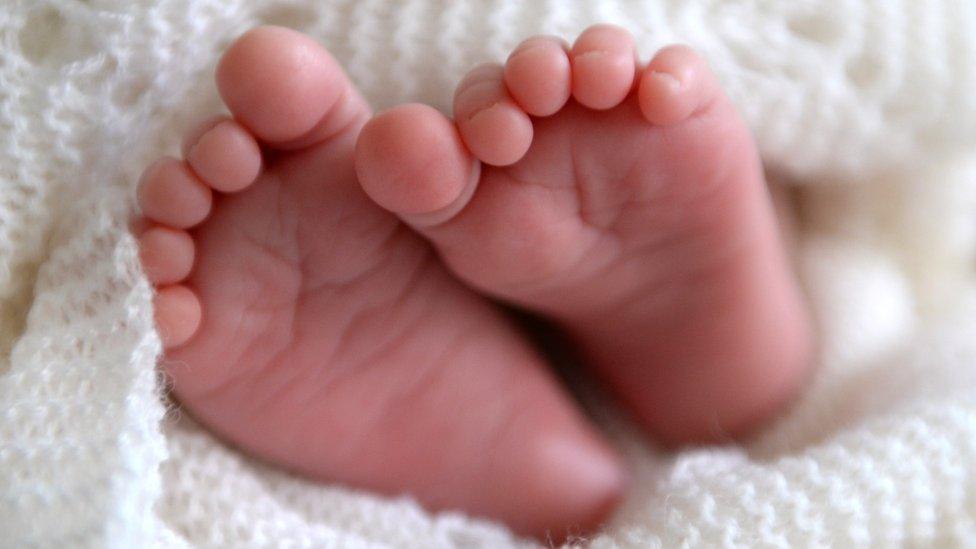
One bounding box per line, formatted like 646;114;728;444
2;0;976;547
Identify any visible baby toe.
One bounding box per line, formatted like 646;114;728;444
504;36;572;117
454;64;534;167
571;24;637;110
185;118;262;193
216;26;361;145
137;158;212;228
154;284;202;349
180;116;225;158
357;103;478;223
638;45;718;126
139;226;195;285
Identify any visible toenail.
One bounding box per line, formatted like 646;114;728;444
509;43;548;61
574;50;610;61
574;50;633;74
458;79;502;103
466;102;504;123
458;65;503;93
649;71;682;91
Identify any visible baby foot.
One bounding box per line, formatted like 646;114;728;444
137;26;626;538
356;25;814;443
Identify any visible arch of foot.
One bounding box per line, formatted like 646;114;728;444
136;117;262;348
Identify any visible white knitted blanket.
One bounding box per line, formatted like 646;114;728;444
3;1;976;547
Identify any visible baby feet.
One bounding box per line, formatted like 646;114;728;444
136;27;626;538
137;23;815;539
356;25;814;443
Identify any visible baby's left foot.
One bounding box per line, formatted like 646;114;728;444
357;25;814;443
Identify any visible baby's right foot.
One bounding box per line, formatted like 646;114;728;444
137;26;626;538
357;26;814;443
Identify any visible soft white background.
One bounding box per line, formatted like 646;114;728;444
2;0;976;546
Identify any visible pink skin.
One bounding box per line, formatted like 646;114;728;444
505;36;572;117
356;26;815;443
153;285;202;348
570;24;637;110
137;158;212;229
135;26;626;539
139;226;194;285
454;64;534;167
184;118;262;193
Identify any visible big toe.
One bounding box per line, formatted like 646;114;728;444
357;103;478;225
217;26;368;146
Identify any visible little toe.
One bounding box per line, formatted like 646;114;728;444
216;26;369;147
137;157;212;228
504;36;572;117
139;226;195;285
454;64;533;167
638;45;718;126
154;284;202;349
571;24;637;110
357;103;478;225
185;118;262;193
